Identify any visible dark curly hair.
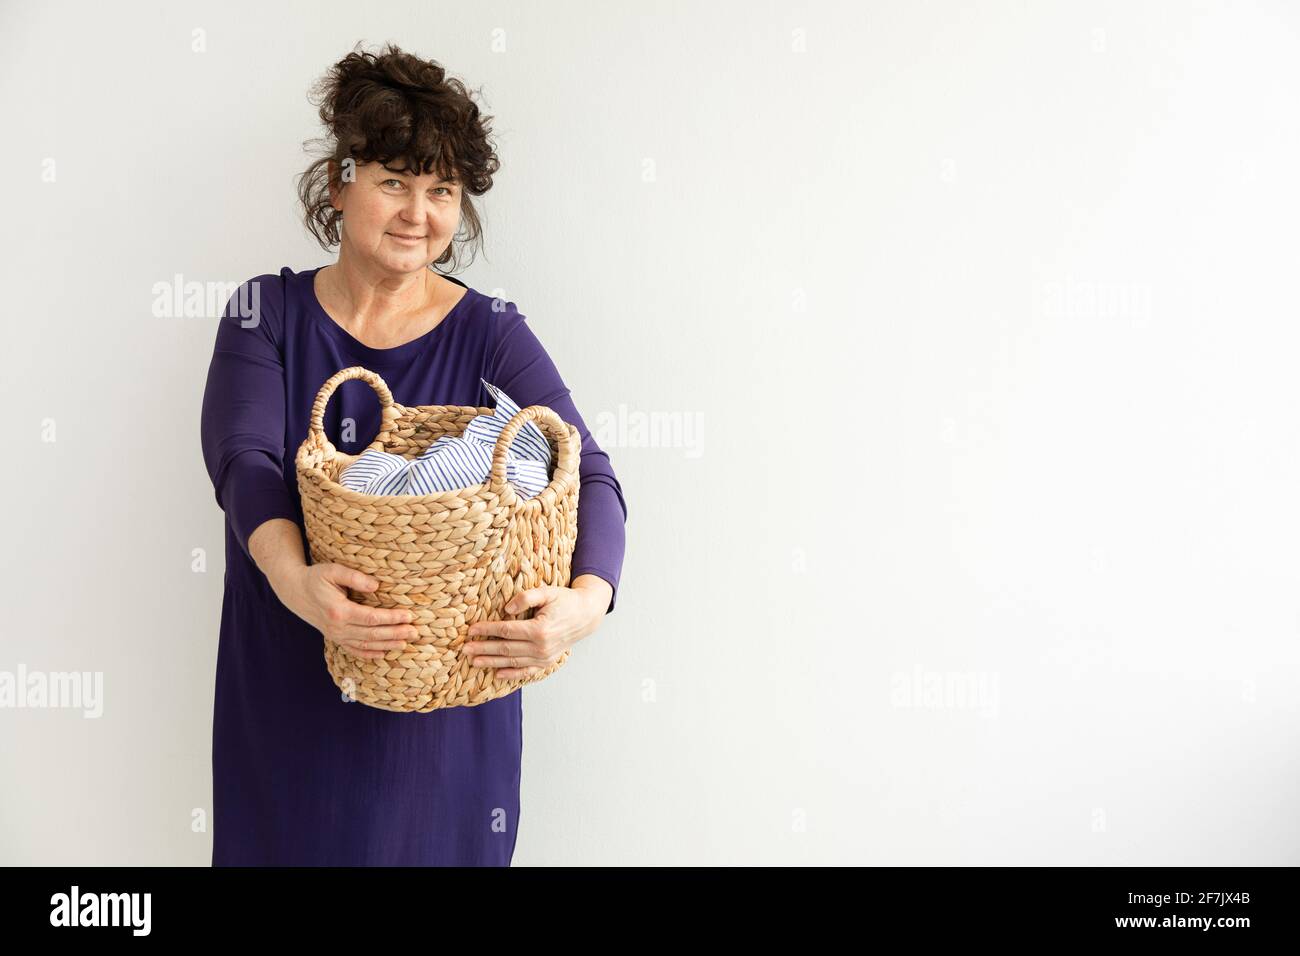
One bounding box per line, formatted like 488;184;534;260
297;41;501;272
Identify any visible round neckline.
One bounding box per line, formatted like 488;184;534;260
305;265;475;366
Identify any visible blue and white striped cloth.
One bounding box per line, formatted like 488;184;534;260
338;379;553;498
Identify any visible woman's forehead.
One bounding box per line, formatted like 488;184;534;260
367;160;458;183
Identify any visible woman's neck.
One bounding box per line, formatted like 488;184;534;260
316;261;464;349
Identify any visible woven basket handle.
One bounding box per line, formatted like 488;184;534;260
307;366;394;448
488;405;580;496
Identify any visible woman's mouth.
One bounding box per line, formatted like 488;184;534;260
388;233;426;244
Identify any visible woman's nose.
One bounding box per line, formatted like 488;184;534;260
402;192;429;220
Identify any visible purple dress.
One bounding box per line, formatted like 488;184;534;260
199;265;627;866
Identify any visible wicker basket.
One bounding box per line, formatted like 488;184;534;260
294;366;581;713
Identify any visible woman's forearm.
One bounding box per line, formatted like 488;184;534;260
248;518;308;594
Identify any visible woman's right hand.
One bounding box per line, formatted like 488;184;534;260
273;563;417;661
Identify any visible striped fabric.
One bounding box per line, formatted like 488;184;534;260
338;379;554;498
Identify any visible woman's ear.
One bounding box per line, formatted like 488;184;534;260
328;159;348;213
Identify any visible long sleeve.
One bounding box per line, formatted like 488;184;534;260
486;306;628;614
200;275;300;563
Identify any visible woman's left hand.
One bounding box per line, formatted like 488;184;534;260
463;574;613;680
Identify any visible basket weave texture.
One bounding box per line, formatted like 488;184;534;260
294;366;581;713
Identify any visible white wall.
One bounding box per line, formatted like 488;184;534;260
1;0;1297;865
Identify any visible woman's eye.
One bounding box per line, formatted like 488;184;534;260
432;187;451;196
383;179;403;188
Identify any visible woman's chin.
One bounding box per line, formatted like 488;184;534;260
377;248;429;270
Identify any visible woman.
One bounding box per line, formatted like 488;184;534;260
199;43;627;866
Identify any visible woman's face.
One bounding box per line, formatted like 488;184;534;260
332;160;461;272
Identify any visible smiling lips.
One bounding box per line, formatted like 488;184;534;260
388;232;426;241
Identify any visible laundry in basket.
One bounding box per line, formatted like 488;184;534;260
338;379;552;498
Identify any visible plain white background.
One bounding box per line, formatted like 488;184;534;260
2;0;1298;865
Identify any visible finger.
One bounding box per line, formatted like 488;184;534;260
340;637;406;660
345;603;417;627
469;644;547;668
496;665;545;680
343;637;410;655
326;564;380;593
344;622;419;645
503;586;560;616
339;642;394;660
466;618;541;641
340;634;407;652
478;658;547;673
463;635;540;659
472;652;547;668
